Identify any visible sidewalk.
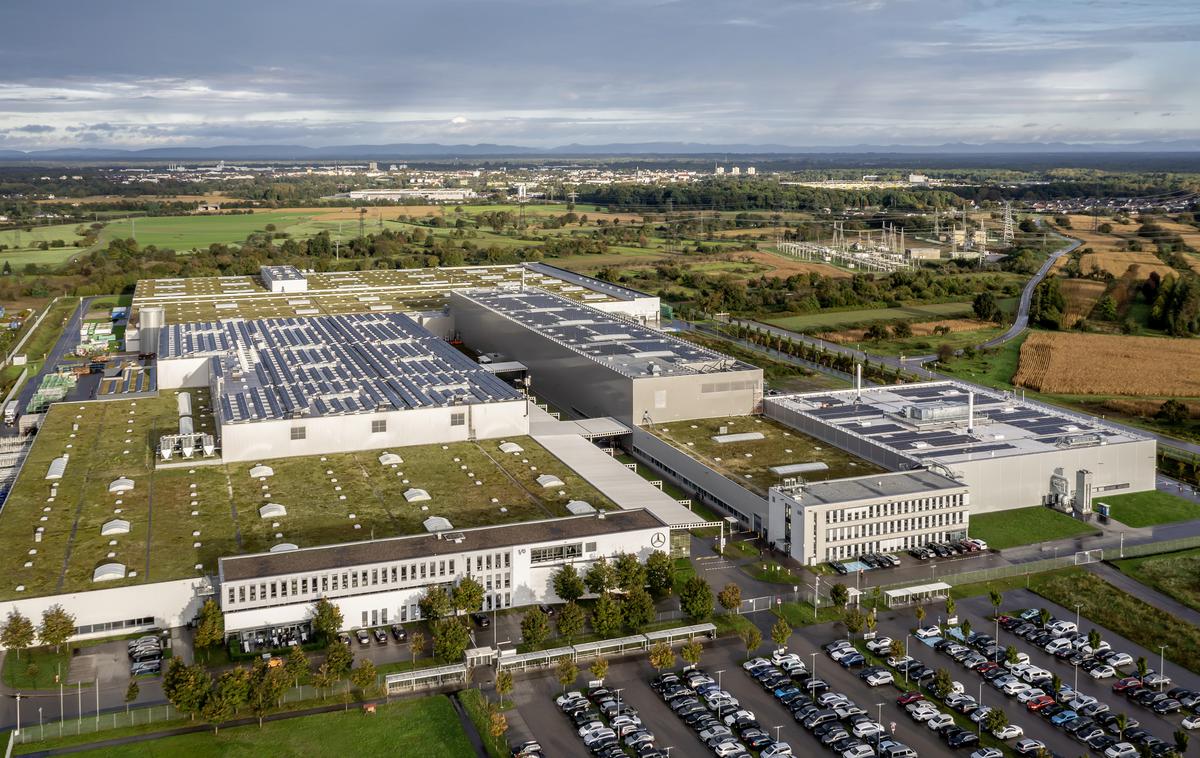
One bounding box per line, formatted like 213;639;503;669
1084;561;1200;629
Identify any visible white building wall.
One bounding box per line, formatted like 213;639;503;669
217;400;529;463
156;356;213;388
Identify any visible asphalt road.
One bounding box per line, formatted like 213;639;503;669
3;297;90;438
979;230;1081;349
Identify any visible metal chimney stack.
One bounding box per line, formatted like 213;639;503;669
968;391;975;433
855;363;862;400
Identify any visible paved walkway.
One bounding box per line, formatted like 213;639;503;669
1084;560;1200;629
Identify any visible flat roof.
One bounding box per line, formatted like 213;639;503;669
261;265;305;281
457;288;757;379
779;469;966;507
219;508;664;581
768;380;1146;466
161;313;522;423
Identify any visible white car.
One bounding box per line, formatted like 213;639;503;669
1014;738;1046;755
1068;694;1097;710
761;744;793;758
1089;665;1117;679
722;709;755;726
556;690;583;707
773;650;801;666
1105;743;1138;758
926;713;955;731
969;706;993;724
993;724;1024;740
887;655;913;668
866;637;894;654
864;671;894;687
743;657;772;671
1001;679;1031;696
853;721;885;739
842;746;875;758
1143;672;1172;688
910;706;940;722
970;750;1003;758
1105;652;1134;668
1016;688;1045;704
714;741;748;758
914;626;941;639
1019;667;1050;684
1005;653;1031;668
1044;638;1073;655
1182;714;1200;730
698;726;732;743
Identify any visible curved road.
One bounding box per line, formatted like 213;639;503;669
979;227;1080;349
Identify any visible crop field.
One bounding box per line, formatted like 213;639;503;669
1058;278;1107;327
0;222;93;268
818;318;993;344
0;388;612;600
1013;331;1200;396
1078;250;1175;279
650;414;882;496
764;301;979;332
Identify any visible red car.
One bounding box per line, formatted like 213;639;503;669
1112;677;1142;693
1026;695;1056;712
975;662;1000;674
896;692;924;706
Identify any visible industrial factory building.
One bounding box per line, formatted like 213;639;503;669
450;288;763;425
156;312;528;462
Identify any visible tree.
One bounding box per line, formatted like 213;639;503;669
247;660;288;727
893;321;913;339
936;343;955;364
418;586;453;623
452;577;485;616
983;707;1008;736
1006;645;1021;665
408;630;426;664
203;669;249;734
193;599;224;650
556;602;586;643
844;608;866;636
1136;656;1149;680
681;640;703;669
1175;729;1190;756
931;668;953;699
496;670;514;708
739;626;762;656
592;593;623;638
865;607;878;636
433;618;471;662
585;557;617;596
1088;629;1102;653
830;583;849;610
580;657;609;693
680;576;714;621
960;619;972;640
915;606;926;628
556;656;578;693
552;564;586;603
1051;672;1063;694
718;582;742;614
622;588;655;633
521;607;550;648
124;679;139;712
488;709;509;754
310;598;343;642
771;617;792;649
163;659;210;720
284;645;309;687
325;641;354;678
614;552;647;593
1038;608;1051;628
645;550;674;598
988;588;1003;619
1157;399;1189;425
649;641;675;671
312;663;336;700
973;291;1000;322
1;610;35;660
888;638;905;659
38;604;75;653
1114;712;1129;739
1098;222;1114;234
350;659;377;697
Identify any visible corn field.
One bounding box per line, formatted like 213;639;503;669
1014;331;1200;396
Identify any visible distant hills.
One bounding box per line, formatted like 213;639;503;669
1;140;1199;161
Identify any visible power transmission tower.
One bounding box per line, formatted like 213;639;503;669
358;208;366;239
1002;201;1015;244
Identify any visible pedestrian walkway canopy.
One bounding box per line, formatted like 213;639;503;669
643;623;717;645
884;582;951;607
497;645;575;672
384;663;468;693
572;635;646;661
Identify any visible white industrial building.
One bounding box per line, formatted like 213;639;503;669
768;470;970;565
260;265;308;293
218;509;668;638
451;289;763;425
157;312;529;461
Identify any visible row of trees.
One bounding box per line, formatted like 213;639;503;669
1;605;77;659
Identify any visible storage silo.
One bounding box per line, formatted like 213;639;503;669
138;306;166;356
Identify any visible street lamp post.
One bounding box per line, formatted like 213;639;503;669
1159;646;1167;692
810;653;818;701
1074;603;1082;630
1073;662;1079;695
876;702;884;749
774;725;782;743
715;670;724;691
14;692;22;736
977;681;983;736
904;635;911;685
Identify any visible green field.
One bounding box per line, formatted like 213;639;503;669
1097;490;1200;528
0;222;93;268
1115;547;1200;614
968;506;1099;550
765;302;978;332
59;696;474;758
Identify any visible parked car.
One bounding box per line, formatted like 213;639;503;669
373;628;387;644
355;629;370;645
391;624;408;642
472;612;490;628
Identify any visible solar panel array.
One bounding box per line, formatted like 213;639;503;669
162;313;522;424
461;289;753;378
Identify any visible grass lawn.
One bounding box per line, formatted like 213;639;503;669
939;331;1025;389
1114;548;1200;614
968;506;1099;550
64;696;474;758
773;602;845;627
765;301;978;332
1029;568;1200;675
1098;490;1200;528
1;646;72;688
458;689;506;758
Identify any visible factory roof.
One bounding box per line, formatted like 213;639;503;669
219;508;664;581
160;312;522;423
261;265;305;281
767;380;1146;466
777;469;966;507
455;289;757;379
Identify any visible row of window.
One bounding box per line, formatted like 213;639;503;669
226;550;518;609
824;510;966;543
75;616;155;637
825;494;963;523
288;411;465;442
824;530;967;561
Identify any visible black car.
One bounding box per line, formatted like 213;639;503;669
945;729;979;748
373;628;388;644
391;624;408;642
472;612;490;628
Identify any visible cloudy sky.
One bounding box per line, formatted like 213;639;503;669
1;0;1197;149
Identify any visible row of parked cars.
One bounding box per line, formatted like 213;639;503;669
829;553;901;575
999;611;1138;680
128;635;165;676
653;667;790;757
908;538;988;561
337;625;408;647
743;648;917;758
557;684;662;758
